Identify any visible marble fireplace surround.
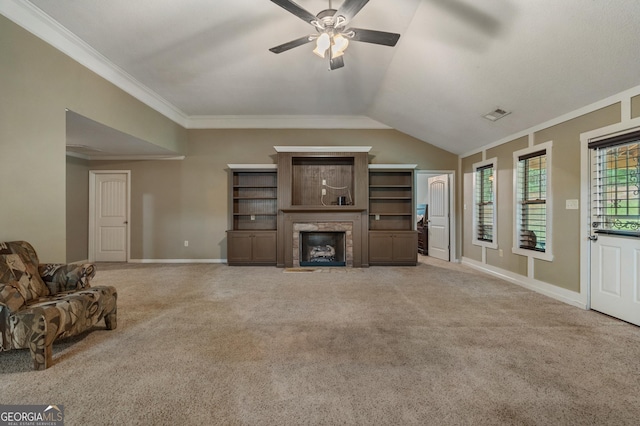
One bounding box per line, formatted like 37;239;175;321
282;212;364;268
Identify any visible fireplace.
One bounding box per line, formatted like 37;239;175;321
300;231;346;267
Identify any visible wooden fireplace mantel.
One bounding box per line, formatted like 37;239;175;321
227;148;417;268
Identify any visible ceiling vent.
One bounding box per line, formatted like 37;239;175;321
483;108;511;122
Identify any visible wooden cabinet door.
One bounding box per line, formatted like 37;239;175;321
392;232;418;264
369;232;394;264
227;232;253;264
252;231;277;264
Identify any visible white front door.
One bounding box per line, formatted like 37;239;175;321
428;174;450;261
589;143;640;326
590;234;640;326
91;171;129;262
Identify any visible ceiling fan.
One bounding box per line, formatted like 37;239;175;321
269;0;401;70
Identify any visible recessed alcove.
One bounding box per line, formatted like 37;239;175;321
299;231;346;267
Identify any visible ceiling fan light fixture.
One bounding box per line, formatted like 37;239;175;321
331;34;349;58
313;32;331;58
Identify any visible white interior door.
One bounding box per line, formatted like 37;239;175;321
91;171;129;262
427;174;450;261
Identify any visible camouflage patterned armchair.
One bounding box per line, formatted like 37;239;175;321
0;241;117;370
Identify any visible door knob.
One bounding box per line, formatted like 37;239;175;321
588;234;598;241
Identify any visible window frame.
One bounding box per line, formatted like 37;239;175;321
512;141;553;261
472;157;498;249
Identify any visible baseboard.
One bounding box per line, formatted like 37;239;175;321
461;257;587;309
128;259;227;264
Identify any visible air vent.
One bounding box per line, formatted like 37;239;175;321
483;108;511;122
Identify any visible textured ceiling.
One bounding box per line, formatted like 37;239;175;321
11;0;640;155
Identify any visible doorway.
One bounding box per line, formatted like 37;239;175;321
416;170;455;262
89;170;131;262
581;122;640;326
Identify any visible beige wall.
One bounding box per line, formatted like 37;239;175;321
485;137;529;276
66;156;90;262
90;129;458;260
461;153;482;262
532;104;620;291
632;95;640;119
460;103;622;293
0;16;187;262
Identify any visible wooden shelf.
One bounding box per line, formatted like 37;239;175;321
368;169;415;233
230;168;278;232
233;197;277;200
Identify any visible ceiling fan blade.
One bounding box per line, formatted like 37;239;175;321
329;55;345;71
269;36;313;54
335;0;369;24
348;28;401;46
270;0;318;25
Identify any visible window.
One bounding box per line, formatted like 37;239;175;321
513;142;553;260
590;131;640;235
472;158;497;248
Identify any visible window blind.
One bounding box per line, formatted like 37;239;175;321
475;164;494;242
517;152;546;251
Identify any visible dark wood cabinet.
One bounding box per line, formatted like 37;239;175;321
227;231;276;265
369;231;418;265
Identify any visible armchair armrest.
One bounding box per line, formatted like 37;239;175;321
38;263;96;294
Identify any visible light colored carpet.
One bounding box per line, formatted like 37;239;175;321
1;256;639;425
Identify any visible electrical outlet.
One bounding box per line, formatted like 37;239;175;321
322;188;326;196
184;240;189;247
375;214;380;220
322;179;327;186
499;249;503;257
250;215;256;221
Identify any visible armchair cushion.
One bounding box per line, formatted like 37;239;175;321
0;241;49;302
39;263;96;294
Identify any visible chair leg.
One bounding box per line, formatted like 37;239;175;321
32;343;52;370
105;310;117;330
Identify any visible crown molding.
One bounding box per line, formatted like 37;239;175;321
1;0;189;127
66;151;185;161
186;115;392;130
274;146;372;153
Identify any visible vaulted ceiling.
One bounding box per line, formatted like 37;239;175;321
7;0;640;155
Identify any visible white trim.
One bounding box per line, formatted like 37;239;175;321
88;170;131;263
369;164;418;169
512;141;554;262
0;0;188;127
461;84;640;158
274;146;372;153
84;155;185;161
621;98;632;123
227;164;277;170
128;259;227;264
471;157;498;249
188;115;390;129
462;257;586;309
